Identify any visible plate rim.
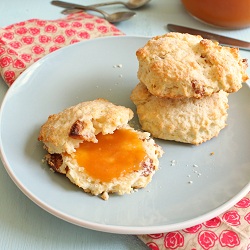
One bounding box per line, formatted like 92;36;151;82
0;35;249;234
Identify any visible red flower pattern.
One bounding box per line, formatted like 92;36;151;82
0;12;124;87
0;47;5;55
183;224;202;233
7;48;18;56
29;27;40;36
222;210;241;226
245;212;250;224
13;59;26;69
141;194;250;249
3;32;14;40
77;31;90;39
32;45;45;55
198;230;218;250
9;41;22;49
219;230;240;247
44;24;57;33
72;21;82;28
54;35;66;44
36;20;47;26
65;29;76;37
49;46;60;53
98;25;108;33
39;35;51;44
20;54;32;62
58;21;69;28
70;39;80;44
148;234;164;239
4;70;15;85
21;36;34;45
85;23;95;31
203;217;221;228
16;27;28;35
235;197;250;208
0;56;12;68
147;242;159;250
164;232;184;249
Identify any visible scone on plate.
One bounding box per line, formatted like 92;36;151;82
131;82;229;145
38;98;163;200
136;32;248;99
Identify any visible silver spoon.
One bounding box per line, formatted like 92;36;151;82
51;1;136;23
89;0;151;10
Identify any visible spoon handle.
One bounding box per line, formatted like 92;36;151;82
88;1;126;8
51;0;113;21
51;0;105;13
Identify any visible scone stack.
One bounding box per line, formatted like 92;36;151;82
131;33;249;145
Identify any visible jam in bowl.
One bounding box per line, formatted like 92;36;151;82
181;0;250;29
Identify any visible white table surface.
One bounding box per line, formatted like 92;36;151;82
0;1;249;249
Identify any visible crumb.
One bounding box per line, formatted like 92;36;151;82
101;192;109;201
193;164;199;168
188;180;193;184
171;159;176;166
210;152;214;156
113;64;123;68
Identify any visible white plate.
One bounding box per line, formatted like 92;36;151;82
0;36;249;234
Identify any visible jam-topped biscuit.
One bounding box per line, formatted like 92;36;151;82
38;99;163;200
131;82;229;145
136;32;248;99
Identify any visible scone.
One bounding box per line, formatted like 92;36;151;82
136;32;248;98
38;98;163;200
130;82;229;145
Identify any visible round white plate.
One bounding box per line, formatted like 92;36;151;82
0;36;249;234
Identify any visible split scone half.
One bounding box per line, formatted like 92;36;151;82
38;98;163;200
131;82;229;145
136;32;248;99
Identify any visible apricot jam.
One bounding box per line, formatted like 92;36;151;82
74;129;146;182
181;0;250;29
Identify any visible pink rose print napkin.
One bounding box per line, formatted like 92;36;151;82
138;192;250;250
1;11;250;250
0;12;124;86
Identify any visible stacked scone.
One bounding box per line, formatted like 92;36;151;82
131;32;248;145
38;98;163;200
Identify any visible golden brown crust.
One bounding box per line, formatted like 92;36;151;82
136;32;248;99
131;82;229;145
38;98;133;154
39;99;163;200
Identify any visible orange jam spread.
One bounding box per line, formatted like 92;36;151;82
181;0;250;29
74;129;147;182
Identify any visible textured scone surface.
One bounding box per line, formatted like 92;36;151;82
131;82;229;145
38;98;134;154
46;127;163;200
136;32;248;98
38;99;163;200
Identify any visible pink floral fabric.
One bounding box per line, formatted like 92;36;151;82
0;12;124;86
139;192;250;250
